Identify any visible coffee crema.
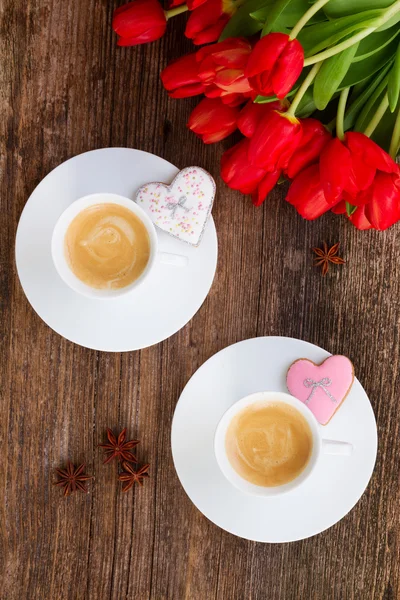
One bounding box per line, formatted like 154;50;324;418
225;401;313;487
64;203;151;290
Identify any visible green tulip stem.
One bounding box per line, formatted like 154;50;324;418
363;93;389;137
304;27;376;66
304;0;400;66
336;87;350;141
389;106;400;158
165;4;188;18
290;0;331;40
286;63;322;117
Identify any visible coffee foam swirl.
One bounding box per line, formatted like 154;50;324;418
65;203;151;290
225;401;313;487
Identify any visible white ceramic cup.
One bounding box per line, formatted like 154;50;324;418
214;391;353;497
51;193;187;299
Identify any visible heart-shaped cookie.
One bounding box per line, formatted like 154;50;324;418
135;166;215;247
286;355;354;425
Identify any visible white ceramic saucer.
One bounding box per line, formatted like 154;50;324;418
171;337;377;543
15;148;218;351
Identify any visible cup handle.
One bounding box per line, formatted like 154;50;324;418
322;439;353;456
158;251;188;267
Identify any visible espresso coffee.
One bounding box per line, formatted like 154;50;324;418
64;203;151;290
225;401;313;487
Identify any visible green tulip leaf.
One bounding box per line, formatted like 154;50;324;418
354;84;388;131
339;37;397;88
376;11;400;31
323;0;393;19
353;24;400;61
219;0;271;40
343;62;392;128
295;88;317;117
251;0;326;26
298;10;383;55
371;102;399;151
346;202;358;216
261;0;296;35
314;43;360;110
388;43;400;110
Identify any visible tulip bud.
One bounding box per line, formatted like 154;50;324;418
248;110;302;171
188;98;239;143
161;53;206;98
245;33;304;99
113;0;167;46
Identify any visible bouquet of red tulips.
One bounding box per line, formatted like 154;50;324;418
113;0;400;230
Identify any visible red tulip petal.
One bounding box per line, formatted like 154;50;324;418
238;100;283;138
221;139;266;193
190;18;228;45
168;0;187;6
185;0;225;42
117;24;166;45
271;39;304;99
213;69;252;93
364;172;400;230
113;0;166;38
331;200;347;214
346;132;399;175
248;110;302;171
252;169;282;206
188;97;238;142
287;165;334;219
245;33;289;78
161;53;200;91
349;205;373;230
285;118;331;179
168;83;206;98
320;138;351;204
187;0;207;8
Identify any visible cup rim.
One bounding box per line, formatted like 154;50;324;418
51;192;158;299
214;391;321;497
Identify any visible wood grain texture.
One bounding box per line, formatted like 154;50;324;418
1;1;400;599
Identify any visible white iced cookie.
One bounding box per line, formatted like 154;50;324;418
135;166;215;247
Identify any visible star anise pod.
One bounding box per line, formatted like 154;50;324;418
312;242;345;276
99;428;139;464
118;462;150;492
54;462;93;496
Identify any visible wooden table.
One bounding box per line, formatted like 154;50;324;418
2;2;400;598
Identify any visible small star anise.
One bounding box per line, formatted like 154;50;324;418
54;462;93;496
99;428;139;464
312;242;345;276
118;462;150;492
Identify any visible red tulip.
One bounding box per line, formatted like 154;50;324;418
167;0;186;6
252;170;281;206
245;33;304;99
188;98;239;143
248;110;302;171
286;165;333;220
161;53;206;98
187;0;207;8
285;119;331;179
221;139;266;194
237;100;286;138
196;38;253;105
167;0;204;6
113;0;167;46
331;202;373;230
350;206;374;230
320;132;399;205
363;172;400;230
185;0;235;45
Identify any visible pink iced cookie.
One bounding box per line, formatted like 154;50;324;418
135;166;215;247
286;356;354;425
